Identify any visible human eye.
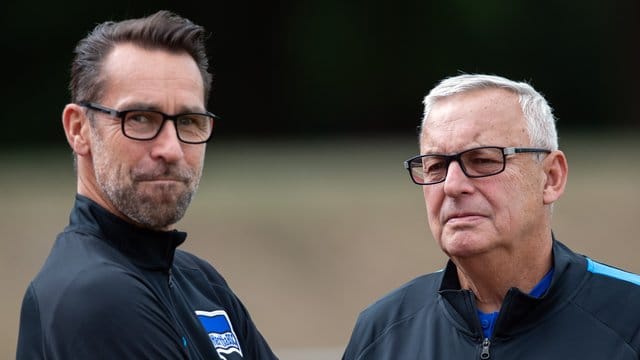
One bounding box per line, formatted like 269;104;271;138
464;148;503;173
123;111;161;134
470;155;501;165
177;114;208;129
126;111;155;124
177;116;195;127
120;111;161;139
176;114;212;142
422;157;447;176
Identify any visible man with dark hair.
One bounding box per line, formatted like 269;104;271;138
343;74;640;359
17;10;277;359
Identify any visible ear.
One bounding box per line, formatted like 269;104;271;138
542;150;568;205
62;104;91;156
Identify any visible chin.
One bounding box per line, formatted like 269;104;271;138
439;233;492;259
139;185;186;203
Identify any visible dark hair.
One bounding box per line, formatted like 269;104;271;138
69;10;212;105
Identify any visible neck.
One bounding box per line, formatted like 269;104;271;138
453;240;553;313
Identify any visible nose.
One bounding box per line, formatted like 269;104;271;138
150;120;184;163
442;160;474;196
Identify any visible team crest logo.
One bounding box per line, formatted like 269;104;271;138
195;310;243;359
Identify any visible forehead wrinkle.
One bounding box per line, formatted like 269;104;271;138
421;118;483;154
421;89;525;154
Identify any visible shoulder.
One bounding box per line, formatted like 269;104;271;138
24;230;155;334
344;271;442;358
572;257;640;352
31;238;146;308
23;263;185;358
55;263;154;316
584;258;640;287
30;250;167;327
17;283;43;359
555;240;640;300
359;271;442;324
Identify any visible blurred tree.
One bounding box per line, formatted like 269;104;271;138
1;0;637;148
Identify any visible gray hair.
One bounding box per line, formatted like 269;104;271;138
421;74;558;150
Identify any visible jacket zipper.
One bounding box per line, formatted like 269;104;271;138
480;338;491;359
168;269;190;354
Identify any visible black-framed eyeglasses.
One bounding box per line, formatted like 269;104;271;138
79;102;219;144
404;146;551;185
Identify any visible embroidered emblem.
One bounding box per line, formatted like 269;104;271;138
195;310;243;358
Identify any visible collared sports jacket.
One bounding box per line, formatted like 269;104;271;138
17;195;277;359
343;240;640;359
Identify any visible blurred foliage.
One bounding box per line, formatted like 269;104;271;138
2;0;638;148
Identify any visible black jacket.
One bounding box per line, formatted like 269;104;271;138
17;195;277;359
343;240;640;359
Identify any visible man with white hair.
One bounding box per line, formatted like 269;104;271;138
343;74;640;359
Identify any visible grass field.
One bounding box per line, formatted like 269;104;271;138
1;133;638;359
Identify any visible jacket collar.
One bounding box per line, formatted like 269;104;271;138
67;194;187;271
438;239;587;339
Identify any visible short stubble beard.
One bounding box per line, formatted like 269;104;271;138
91;129;201;230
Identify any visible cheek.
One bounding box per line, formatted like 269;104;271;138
492;172;542;223
183;147;206;174
102;141;148;177
423;187;443;224
96;129;131;156
185;146;205;163
117;145;146;168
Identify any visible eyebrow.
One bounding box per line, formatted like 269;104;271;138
421;144;487;155
120;102;206;114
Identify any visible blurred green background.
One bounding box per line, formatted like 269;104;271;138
2;0;639;145
1;1;639;359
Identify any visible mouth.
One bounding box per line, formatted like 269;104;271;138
444;213;486;225
133;165;191;185
138;177;184;182
135;177;189;187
